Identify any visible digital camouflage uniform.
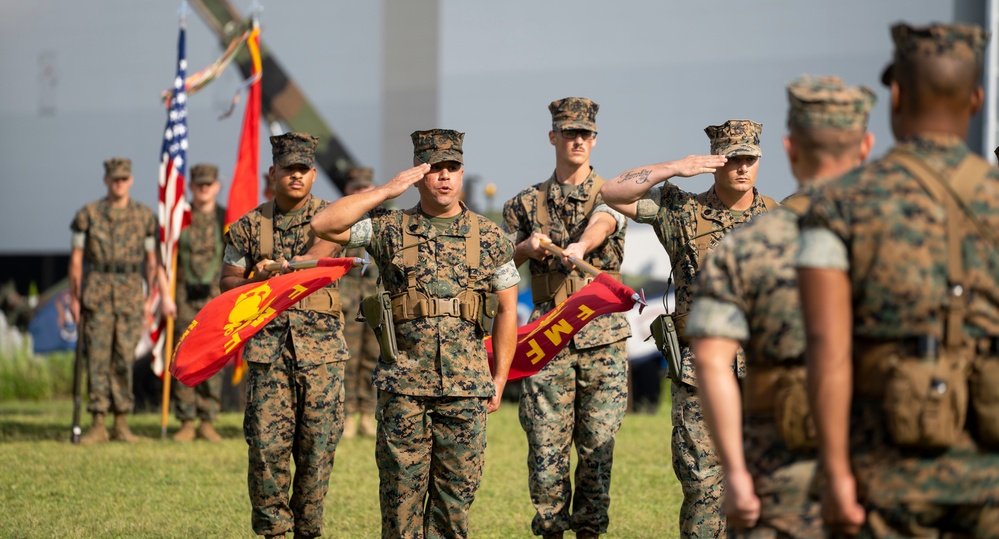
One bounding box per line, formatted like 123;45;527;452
686;77;876;538
340;167;381;423
173;164;226;426
345;129;519;539
71;157;157;416
502;96;630;538
634;120;776;538
797;23;999;538
224;133;348;538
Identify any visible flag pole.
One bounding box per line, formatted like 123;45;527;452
539;239;602;278
540;239;647;311
160;250;179;439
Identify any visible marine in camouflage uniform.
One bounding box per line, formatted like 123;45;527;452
601;121;776;538
797;23;999;537
502;97;630;539
220;133;348;539
312;129;521;539
69;157;158;445
686;77;876;538
168;163;227;443
339;166;381;439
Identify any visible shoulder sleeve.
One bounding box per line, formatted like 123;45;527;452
796;180;850;271
634;184;667;223
70;206;89;233
144;206;157;238
501;192;531;244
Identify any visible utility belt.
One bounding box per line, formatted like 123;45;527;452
288;287;342;316
854;335;999;450
531;270;621;305
390;289;498;333
90;262;143;274
742;362;816;450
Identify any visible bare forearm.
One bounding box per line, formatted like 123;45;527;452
692;337;748;474
312;186;390;243
490;287;519;382
68;249;83;300
799;268;854;479
574;213;616;255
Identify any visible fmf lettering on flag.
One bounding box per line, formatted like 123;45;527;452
486;273;638;381
171;258;355;387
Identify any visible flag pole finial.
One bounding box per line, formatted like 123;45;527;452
178;0;190;24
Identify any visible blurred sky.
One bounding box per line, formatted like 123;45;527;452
0;0;983;253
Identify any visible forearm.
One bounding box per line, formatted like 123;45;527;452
490;287;519;383
602;162;679;205
145;251;158;297
68;249;83;301
573;213;616;255
692;337;748;475
799;268;854;480
312;185;392;243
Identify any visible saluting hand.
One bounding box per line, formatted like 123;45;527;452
382;163;432;200
670;154;728;178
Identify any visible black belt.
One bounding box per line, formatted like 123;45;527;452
90;262;143;274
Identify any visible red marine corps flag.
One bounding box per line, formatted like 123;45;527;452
486;243;644;381
171;258;360;387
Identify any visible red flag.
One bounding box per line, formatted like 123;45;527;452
151;20;193;379
224;21;261;227
171;258;355;387
224;21;262;384
486;273;638;381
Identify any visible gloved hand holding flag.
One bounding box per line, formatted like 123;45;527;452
486;241;645;381
171;257;362;386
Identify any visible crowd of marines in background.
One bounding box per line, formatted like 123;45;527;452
67;18;999;539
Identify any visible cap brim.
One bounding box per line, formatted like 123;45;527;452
554;121;597;132
721;145;762;158
274;156;314;168
109;172;131;180
191;177;217;185
425;151;464;165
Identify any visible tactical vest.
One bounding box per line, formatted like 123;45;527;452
851;150;999;449
389;208;498;334
177;206;225;287
530;176;621;305
259;200;342;315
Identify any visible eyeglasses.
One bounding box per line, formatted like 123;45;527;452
558;129;597;141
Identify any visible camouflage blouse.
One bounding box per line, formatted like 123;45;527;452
225;196;348;365
502;168;630;349
71;198;156;313
634;183;774;386
347;204;518;397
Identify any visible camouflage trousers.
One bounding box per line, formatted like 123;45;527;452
243;357;345;538
519;340;628;537
672;380;725;538
172;369;223;422
375;391;488;539
83;305;142;414
731;421;822;539
344;319;379;415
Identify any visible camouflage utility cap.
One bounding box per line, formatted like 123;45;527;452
787;75;876;131
549;97;599;132
104;157;132;179
705;120;763;158
411;129;464;165
881;22;991;85
271;132;318;168
345;166;374;189
190;163;219;185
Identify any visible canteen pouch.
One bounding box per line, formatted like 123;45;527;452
478;292;499;335
970;356;999;447
362;291;398;363
882;353;967;449
651;314;682;383
773;367;817;451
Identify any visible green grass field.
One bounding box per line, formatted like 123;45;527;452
0;398;682;538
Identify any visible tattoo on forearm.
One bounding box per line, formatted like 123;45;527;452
617;169;651;184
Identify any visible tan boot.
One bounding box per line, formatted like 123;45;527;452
111;413;139;443
196;420;222;443
359;412;377;437
172;420;196;442
342;414;358;440
79;413;109;446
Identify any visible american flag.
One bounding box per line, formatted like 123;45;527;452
151;20;192;377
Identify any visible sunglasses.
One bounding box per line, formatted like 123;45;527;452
558;129;597;141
